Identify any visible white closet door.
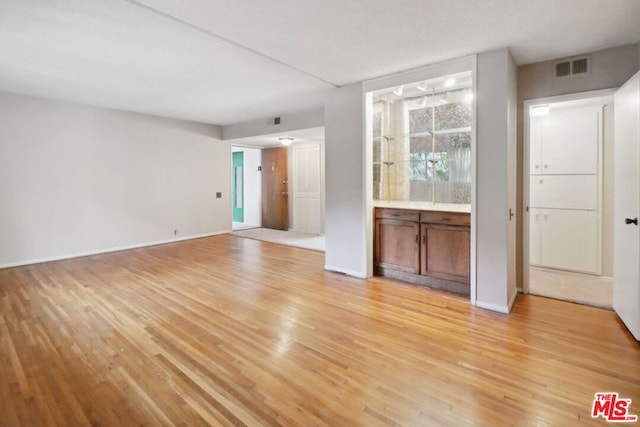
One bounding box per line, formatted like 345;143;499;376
293;144;322;234
542;106;599;174
541;209;599;274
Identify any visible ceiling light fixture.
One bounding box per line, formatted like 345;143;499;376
530;105;550;117
279;137;294;146
444;77;456;88
416;84;427;92
393;86;404;96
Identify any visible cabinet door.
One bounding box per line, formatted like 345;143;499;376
529;208;543;266
375;219;420;274
530;116;544;175
529;175;598;210
541;106;599;175
421;224;470;280
540;209;599;274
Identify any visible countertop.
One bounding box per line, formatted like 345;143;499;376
373;201;471;213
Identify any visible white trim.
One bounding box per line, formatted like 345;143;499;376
475;299;511;314
469;54;478;307
324;265;368;279
364;89;374;278
522;87;616;294
0;230;231;269
475;288;517;314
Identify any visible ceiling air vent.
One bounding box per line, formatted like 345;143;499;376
554;56;590;78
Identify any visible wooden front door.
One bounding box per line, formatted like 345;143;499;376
262;147;288;230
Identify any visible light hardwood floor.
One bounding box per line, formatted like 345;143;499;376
0;234;638;426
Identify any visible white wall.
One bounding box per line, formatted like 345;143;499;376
222;108;324;140
475;48;518;312
232;146;262;227
324;83;367;277
507;48;519;307
0;91;231;267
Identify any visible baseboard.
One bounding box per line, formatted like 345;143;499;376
475;299;511;314
324;265;368;279
0;230;232;269
508;289;518;312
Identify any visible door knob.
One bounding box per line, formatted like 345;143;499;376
625;217;638;225
281;192;288;196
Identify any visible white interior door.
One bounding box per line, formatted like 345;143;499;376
614;70;640;341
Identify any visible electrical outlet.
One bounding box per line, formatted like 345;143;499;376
173;229;178;236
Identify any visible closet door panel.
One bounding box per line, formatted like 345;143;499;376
529;175;598;210
530;117;544;175
529;208;543;266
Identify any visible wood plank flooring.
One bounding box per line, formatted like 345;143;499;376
0;234;638;426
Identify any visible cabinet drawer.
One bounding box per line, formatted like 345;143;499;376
420;211;470;226
375;208;419;222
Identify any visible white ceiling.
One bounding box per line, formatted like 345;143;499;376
229;127;325;149
1;0;639;126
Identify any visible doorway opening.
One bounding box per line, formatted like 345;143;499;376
523;90;615;308
232;151;244;223
231;146;262;231
229;128;326;249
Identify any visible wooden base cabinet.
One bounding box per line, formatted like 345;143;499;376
375;218;420;274
375;208;470;295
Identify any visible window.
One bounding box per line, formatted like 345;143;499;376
369;71;472;205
